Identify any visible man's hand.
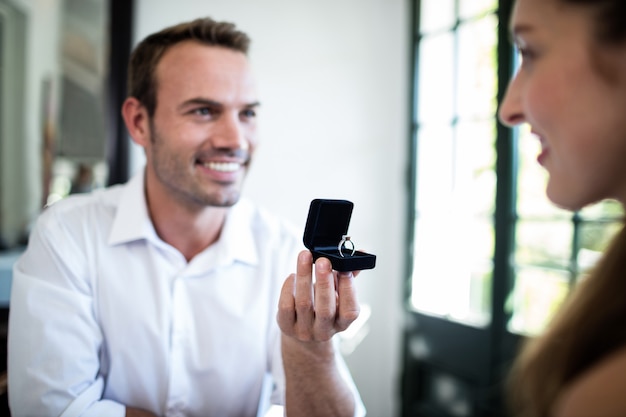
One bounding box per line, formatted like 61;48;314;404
277;250;360;343
276;249;360;417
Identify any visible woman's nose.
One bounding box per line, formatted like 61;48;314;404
498;73;525;127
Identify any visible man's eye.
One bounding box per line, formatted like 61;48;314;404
241;109;256;118
194;107;215;116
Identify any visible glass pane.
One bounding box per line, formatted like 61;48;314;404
455;120;496;217
459;0;497;20
415;125;454;214
472;218;495;262
515;220;573;269
577;221;622;275
411;213;492;326
579;199;623;219
457;16;498;121
411;119;495;326
417;32;454;124
507;266;570;335
577;201;623;278
516;125;570;219
420;0;455;33
466;258;493;324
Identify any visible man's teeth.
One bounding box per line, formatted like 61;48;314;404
202;161;240;172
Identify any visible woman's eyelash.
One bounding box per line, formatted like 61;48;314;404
516;46;535;61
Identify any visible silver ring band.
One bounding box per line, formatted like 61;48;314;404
338;235;355;257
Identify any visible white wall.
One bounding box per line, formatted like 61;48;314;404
134;1;410;415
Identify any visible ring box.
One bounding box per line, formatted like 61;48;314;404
303;199;377;272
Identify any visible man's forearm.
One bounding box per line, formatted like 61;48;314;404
281;334;355;417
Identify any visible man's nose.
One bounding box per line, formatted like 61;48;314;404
212;113;249;150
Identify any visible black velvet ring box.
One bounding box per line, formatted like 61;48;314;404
303;199;377;272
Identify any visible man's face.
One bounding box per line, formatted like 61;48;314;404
145;41;259;208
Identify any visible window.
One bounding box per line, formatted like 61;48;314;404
402;1;624;415
408;0;622;336
410;0;498;327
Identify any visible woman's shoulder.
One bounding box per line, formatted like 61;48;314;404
553;345;626;417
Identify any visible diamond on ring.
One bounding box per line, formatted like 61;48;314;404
338;235;356;257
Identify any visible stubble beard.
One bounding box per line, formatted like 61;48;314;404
148;120;246;209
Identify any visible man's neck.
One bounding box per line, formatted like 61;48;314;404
151;203;228;262
144;182;230;262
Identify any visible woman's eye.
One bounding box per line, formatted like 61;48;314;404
518;47;536;64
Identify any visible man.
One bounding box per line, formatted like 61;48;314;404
8;17;365;417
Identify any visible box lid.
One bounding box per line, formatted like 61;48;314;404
303;199;353;251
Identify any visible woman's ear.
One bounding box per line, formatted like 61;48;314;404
121;97;150;147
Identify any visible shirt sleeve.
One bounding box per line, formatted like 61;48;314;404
7;210;126;417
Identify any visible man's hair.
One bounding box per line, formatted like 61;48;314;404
127;17;251;116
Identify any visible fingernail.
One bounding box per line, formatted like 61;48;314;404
298;251;310;263
316;258;331;273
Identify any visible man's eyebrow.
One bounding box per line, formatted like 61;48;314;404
177;98;261;110
178;98;223;111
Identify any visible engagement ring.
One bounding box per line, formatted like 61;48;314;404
338;235;356;257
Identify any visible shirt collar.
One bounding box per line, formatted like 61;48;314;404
108;169;155;246
108;169;258;266
216;199;259;267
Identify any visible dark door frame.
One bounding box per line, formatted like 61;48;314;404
106;0;134;186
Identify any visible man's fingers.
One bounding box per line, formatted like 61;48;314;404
295;250;314;312
313;257;337;338
293;251;315;340
335;271;360;331
277;273;296;334
278;250;361;342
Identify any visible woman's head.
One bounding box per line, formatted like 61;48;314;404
498;0;626;211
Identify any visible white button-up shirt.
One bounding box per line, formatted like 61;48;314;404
8;171;365;417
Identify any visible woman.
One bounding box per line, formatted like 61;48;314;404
498;0;626;416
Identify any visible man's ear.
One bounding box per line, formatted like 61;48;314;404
121;97;150;147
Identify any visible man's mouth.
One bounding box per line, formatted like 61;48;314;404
195;148;250;174
200;161;242;172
